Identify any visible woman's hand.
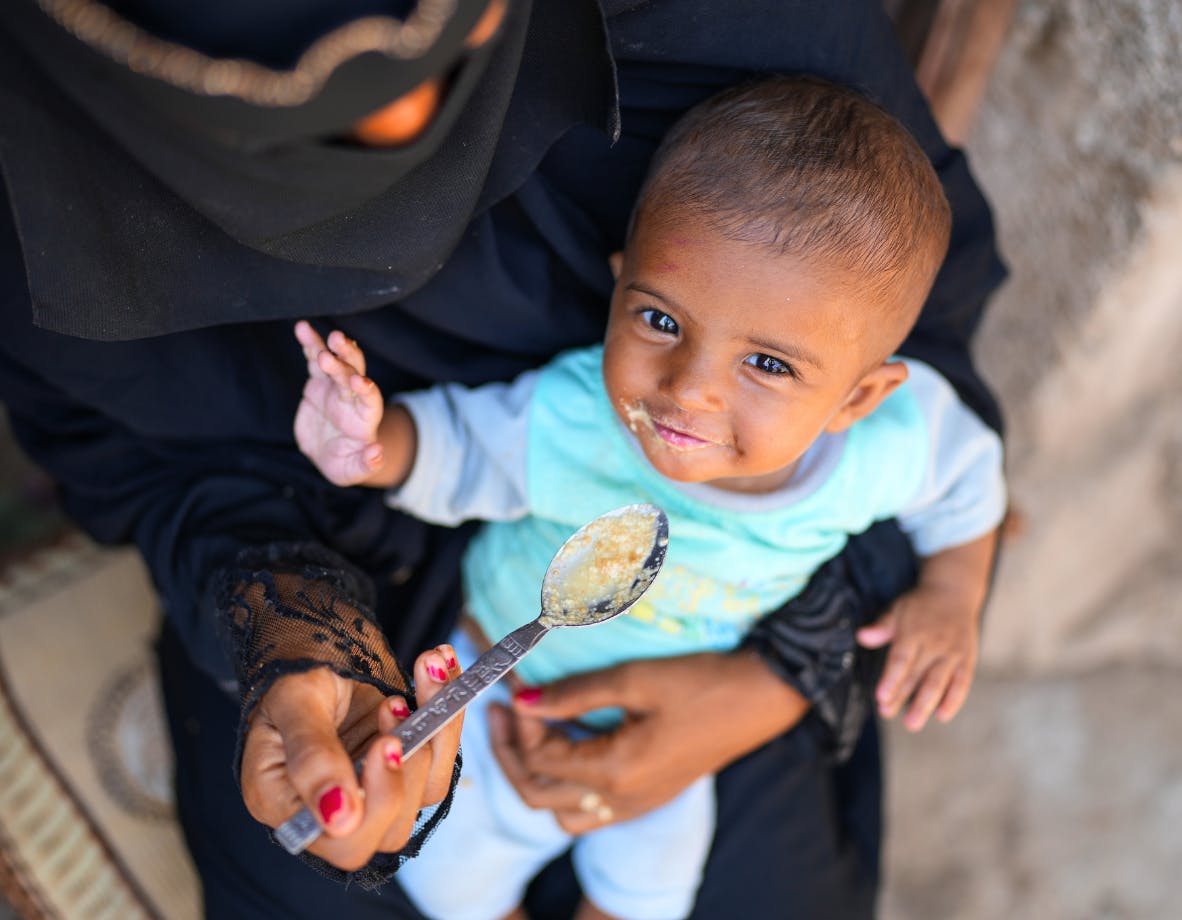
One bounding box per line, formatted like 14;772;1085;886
487;650;809;834
240;644;463;871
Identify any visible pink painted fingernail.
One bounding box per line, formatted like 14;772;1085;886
428;665;448;682
389;698;411;718
445;655;458;671
318;786;346;825
514;687;542;705
384;741;402;767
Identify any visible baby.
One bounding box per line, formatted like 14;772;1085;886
294;77;1004;920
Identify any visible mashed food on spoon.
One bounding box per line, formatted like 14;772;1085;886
542;505;666;625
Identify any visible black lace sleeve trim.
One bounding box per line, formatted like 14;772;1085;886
744;521;920;763
213;540;459;888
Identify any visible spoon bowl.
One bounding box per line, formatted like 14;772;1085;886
540;503;669;627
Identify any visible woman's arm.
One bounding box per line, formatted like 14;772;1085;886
489;649;809;831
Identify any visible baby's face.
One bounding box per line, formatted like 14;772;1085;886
603;211;901;494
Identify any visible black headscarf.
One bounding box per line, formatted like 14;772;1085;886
0;0;618;339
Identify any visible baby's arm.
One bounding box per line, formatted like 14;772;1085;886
856;358;1006;731
856;531;996;731
293;321;416;490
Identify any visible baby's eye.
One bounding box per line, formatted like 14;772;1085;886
745;353;793;377
640;309;679;335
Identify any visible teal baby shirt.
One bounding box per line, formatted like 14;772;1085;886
460;346;933;688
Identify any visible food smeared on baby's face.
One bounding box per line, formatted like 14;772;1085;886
622;401;651;435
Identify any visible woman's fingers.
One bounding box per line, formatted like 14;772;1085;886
486;707;621;835
243;672;363;839
488;705;617;800
352;732;420;858
488;706;572;807
377;694;413;734
412;644;465;806
313;642;463;863
308;730;419;868
510;662;640;721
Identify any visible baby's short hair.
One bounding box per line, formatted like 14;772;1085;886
634;76;951;323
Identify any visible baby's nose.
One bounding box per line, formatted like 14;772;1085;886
663;350;725;412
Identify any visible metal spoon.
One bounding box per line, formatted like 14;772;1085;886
275;502;669;855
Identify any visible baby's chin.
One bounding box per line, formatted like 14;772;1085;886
637;439;724;483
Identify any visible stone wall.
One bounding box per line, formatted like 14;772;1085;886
966;0;1182;674
880;8;1182;915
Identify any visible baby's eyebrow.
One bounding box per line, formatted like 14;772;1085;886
625;282;683;312
748;336;824;371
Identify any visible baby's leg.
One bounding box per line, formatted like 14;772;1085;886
572;775;716;920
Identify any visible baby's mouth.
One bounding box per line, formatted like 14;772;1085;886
651;419;715;450
623;401;720;452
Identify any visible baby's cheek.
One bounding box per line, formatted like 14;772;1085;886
600;343;630;404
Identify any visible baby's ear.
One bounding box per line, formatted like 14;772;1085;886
825;361;909;433
608;251;624;280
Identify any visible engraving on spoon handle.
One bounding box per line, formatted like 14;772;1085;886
395;618;550;759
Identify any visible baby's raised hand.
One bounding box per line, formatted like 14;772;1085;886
855;583;979;732
294;321;387;487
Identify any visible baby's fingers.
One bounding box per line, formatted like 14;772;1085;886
318;352;383;431
935;665;974;724
316;348;363;399
902;661;956;732
875;641;921;719
333;440;385;485
347;372;385;423
295;321;330;376
328;330;368;377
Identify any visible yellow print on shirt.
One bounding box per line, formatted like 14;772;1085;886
631;564;768;636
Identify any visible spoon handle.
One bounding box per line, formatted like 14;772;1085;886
396;618;550;758
275;617;551;855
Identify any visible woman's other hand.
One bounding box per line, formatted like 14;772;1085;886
240;644;463;870
488;650;809;833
